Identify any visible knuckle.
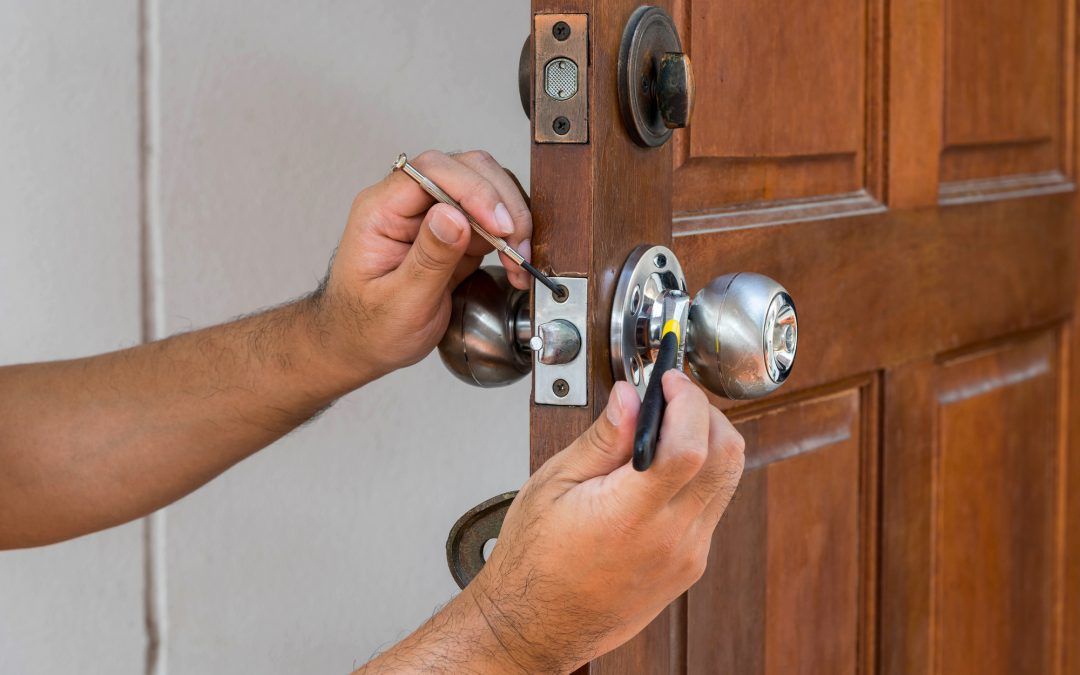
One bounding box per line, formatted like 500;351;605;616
511;203;533;227
685;547;710;585
460;178;499;210
409;240;444;276
413;149;444;167
585;418;619;454
723;429;746;457
674;444;708;474
460;149;496;165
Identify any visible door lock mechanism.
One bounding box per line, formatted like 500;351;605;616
439;250;798;401
611;245;798;399
437;267;588;405
439;252;798;587
618;6;694;147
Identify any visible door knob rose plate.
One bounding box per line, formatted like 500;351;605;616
611;245;799;400
611;245;689;399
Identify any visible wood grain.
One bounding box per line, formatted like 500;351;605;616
688;385;876;674
530;1;679;672
882;331;1068;675
935;332;1063;675
944;0;1062;147
529;0;1080;673
676;195;1077;410
670;0;882;212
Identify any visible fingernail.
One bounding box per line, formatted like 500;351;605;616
430;208;466;244
606;385;625;426
494;203;515;235
519;238;532;263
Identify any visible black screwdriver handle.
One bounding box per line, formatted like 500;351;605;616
633;328;681;471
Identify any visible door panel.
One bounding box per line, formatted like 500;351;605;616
527;0;1079;672
935;331;1064;675
675;197;1074;396
688;385;876;675
672;0;877;212
942;0;1065;182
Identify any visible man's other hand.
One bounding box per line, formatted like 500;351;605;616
317;149;532;379
468;372;746;673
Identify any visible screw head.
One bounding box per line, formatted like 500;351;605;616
553;116;571;135
552;21;571;41
552;379;570;397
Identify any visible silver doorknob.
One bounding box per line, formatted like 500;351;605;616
438;267;531;387
686;273;798;399
438;267;583;387
611;246;798;400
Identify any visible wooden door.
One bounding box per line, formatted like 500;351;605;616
529;0;1078;673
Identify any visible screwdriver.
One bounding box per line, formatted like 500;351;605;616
633;320;681;471
393;153;563;297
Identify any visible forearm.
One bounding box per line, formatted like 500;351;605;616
0;291;374;548
355;587;542;675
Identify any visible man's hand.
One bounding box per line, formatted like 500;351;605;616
359;372;745;673
0;148;533;548
317;150;533;379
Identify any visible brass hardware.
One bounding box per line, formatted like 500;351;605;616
446;491;517;590
533;14;588;144
657;52;693;129
517;36;532;119
618;6;694;147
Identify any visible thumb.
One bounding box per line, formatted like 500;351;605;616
553;382;641;483
395;204;470;299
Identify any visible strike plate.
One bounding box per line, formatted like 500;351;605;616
533;14;588;144
533;277;588;406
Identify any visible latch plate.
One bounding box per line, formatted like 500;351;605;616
533;14;588;144
533;276;588;405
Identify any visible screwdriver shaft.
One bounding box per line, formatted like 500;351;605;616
394;153;562;296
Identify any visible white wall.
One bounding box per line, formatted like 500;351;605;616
0;1;530;672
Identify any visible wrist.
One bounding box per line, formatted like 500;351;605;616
292;290;383;393
466;578;580;674
354;588;535;674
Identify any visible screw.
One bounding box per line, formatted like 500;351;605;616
552;21;571;41
553;116;571;135
553;284;569;303
552;379;570;397
653;253;667;269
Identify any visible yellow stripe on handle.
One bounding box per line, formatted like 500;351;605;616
662;319;682;344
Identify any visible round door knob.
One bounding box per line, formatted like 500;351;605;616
686;273;798;400
438;267;531;387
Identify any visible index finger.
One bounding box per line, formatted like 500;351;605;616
453;151;534;289
608;370;711;513
378;150;514;244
